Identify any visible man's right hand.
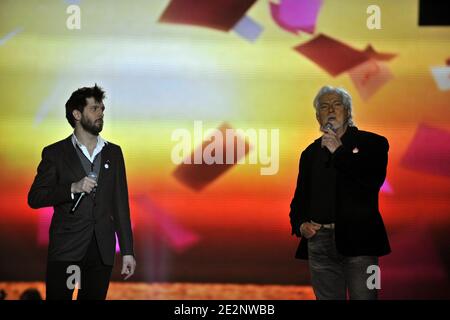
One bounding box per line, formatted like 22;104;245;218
300;222;322;239
71;176;97;194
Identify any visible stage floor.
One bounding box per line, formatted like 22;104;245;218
0;282;315;300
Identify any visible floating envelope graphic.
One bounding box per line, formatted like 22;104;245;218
233;15;264;42
173;123;251;191
294;34;397;77
270;2;302;34
430;66;450;91
158;0;258;32
348;59;394;100
401;124;450;178
134;194;200;252
363;44;397;61
270;0;323;34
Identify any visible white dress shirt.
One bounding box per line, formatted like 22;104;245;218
70;133;108;199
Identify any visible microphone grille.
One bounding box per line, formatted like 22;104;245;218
88;171;98;181
325;122;336;132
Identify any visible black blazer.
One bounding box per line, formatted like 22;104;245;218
28;135;134;265
289;126;391;259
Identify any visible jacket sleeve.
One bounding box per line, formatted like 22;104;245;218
332;136;389;190
289;150;310;237
113;146;135;257
28;147;73;209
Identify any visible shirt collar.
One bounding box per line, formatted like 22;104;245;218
71;133;108;149
71;133;108;163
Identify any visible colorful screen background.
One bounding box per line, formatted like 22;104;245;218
0;0;449;299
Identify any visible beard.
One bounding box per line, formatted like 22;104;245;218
80;115;103;136
323;115;349;132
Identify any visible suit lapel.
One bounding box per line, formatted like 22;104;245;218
63;135;86;181
95;142;112;196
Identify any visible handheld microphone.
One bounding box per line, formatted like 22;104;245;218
322;122;336;167
321;122;336;148
71;171;98;213
324;122;336;133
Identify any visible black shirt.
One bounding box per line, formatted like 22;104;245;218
309;126;353;224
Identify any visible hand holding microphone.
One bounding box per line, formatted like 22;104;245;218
323;122;336;133
321;122;342;154
71;172;98;213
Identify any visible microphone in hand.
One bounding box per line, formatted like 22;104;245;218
71;172;98;213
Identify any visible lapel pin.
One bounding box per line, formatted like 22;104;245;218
105;160;110;169
352;147;359;154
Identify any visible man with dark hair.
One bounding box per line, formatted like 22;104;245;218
65;84;106;129
28;84;136;300
289;86;390;300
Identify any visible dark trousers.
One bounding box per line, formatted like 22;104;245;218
307;228;379;300
45;233;113;300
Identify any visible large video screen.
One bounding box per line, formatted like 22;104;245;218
0;0;449;299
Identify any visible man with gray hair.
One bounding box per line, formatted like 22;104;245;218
289;86;391;300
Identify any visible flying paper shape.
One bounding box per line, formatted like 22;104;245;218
401;124;450;178
430;66;450;91
173;123;251;191
294;34;396;77
158;0;258;32
348;59;394;100
134;194;200;252
270;0;323;34
233;15;263;42
363;44;397;61
270;2;300;34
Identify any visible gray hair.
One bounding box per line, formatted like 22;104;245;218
313;86;355;127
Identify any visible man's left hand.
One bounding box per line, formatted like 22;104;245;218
121;255;136;280
321;128;342;154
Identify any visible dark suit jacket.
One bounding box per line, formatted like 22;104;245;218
28;135;134;266
289;126;391;259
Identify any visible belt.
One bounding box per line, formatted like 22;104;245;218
311;220;335;229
